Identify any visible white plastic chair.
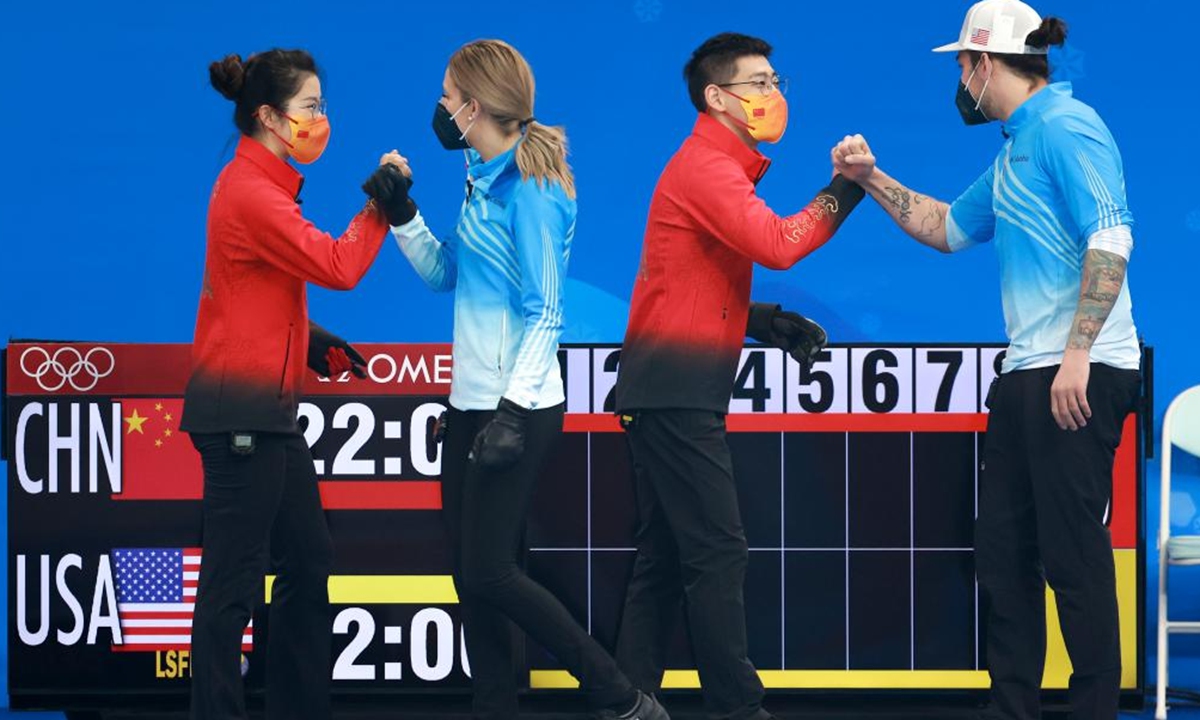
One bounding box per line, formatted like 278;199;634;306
1157;385;1200;719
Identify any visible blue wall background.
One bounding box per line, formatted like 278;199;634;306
3;0;1197;705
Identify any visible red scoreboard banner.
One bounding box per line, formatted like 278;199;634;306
3;341;1146;712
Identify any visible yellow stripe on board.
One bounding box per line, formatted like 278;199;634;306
530;670;993;690
264;575;458;605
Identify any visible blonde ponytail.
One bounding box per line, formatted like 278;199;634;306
448;39;575;199
516;121;575;199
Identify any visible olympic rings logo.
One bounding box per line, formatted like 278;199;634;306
19;346;116;392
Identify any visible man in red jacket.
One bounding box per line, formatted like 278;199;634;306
613;33;863;720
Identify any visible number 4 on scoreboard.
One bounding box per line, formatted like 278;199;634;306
730;349;784;413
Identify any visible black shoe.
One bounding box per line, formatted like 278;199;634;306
596;691;670;720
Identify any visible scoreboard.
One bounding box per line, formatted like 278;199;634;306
3;341;1146;711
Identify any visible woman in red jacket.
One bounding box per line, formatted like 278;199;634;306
180;49;412;720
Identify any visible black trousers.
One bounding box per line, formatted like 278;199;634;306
617;410;768;720
977;363;1140;720
189;431;333;720
441;403;634;720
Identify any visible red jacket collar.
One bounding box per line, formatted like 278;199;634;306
235;135;303;198
691;112;771;184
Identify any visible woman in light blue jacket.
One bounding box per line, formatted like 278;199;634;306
386;39;666;720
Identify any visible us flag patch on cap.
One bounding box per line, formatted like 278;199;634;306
970;27;991;45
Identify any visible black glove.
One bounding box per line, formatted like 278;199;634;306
807;174;867;236
308;322;368;379
362;164;417;226
746;302;828;371
470;397;529;473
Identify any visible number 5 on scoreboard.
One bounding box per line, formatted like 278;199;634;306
785;348;849;414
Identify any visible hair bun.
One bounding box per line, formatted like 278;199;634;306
209;54;247;101
1028;17;1068;49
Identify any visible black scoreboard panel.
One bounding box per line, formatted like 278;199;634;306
524;429;982;677
4;342;1144;710
530;345;1141;693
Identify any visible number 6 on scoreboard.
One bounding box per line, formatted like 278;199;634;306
851;348;914;414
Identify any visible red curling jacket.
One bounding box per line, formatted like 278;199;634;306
615;113;863;413
181;136;388;434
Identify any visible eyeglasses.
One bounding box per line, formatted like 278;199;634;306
287;98;328;120
719;75;788;97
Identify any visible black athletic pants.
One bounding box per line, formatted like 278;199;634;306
617;409;769;720
189;431;333;720
441;403;635;720
977;363;1140;720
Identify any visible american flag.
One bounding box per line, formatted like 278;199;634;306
112;548;252;652
970;27;991;46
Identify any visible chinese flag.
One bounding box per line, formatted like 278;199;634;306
115;398;203;501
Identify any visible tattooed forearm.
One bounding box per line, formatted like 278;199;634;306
862;169;951;251
880;186;946;239
912;193;946;241
883;186;912;223
1066;248;1127;350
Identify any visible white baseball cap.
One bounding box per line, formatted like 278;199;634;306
933;0;1049;55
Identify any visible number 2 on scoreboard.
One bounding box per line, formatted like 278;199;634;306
594;349;621;414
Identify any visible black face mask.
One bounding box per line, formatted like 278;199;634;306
432;101;472;150
955;63;991;126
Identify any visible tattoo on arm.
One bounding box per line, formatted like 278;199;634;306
1067;248;1127;350
879;186;947;242
883;186;912;223
912;193;946;241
